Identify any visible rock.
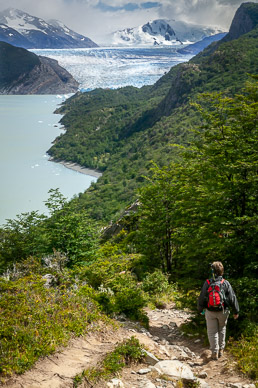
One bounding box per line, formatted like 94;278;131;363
243;385;256;388
196;378;211;388
42;274;56;288
159;345;170;357
152;336;160;342
168;345;190;360
160;338;169;345
168;345;196;360
150;366;162;375
227;384;243;388
142;350;160;365
117;313;127;321
198;371;208;378
201;349;211;362
194;339;201;343
181;346;196;358
138;380;156;388
137;368;152;375
154;360;194;380
107;378;125;387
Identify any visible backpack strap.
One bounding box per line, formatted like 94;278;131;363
207;279;210;285
221;279;225;284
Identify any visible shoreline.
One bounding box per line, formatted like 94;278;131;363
49;158;102;178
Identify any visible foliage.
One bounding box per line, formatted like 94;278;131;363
141;270;170;295
0;267;106;378
136;80;258;283
0;19;257;383
77;254;148;323
0;189;99;271
73;336;144;387
228;331;258;380
47;27;258;221
132;81;258;379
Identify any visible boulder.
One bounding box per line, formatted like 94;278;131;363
142;350;159;365
137;368;151;375
107;378;124;387
138;380;156;388
154;360;194;380
196;378;211;388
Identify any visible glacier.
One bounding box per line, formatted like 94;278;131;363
32;47;192;90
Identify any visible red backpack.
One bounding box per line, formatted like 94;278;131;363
206;278;225;310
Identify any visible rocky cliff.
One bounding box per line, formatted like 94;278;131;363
222;2;258;42
0;42;79;94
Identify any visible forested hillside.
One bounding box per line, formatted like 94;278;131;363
48;7;258;221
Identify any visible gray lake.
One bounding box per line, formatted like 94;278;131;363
0;95;96;226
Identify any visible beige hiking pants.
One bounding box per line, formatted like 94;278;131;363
205;309;230;353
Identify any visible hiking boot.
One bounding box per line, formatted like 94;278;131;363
218;349;224;358
211;352;218;360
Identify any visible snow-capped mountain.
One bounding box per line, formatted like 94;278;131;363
111;19;226;46
0;8;98;49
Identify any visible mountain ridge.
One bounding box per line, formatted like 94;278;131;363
110;18;226;46
0;8;98;48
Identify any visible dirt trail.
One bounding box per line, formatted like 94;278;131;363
2;305;255;388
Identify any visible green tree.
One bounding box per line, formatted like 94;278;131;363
136;80;258;280
0;190;99;271
188;79;258;276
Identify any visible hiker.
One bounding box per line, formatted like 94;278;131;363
198;261;239;360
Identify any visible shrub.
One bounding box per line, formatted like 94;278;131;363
0;274;105;378
228;331;258;380
78;255;149;322
142;270;170;295
73;336;144;387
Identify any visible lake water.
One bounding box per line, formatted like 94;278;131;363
0;95;97;225
0;47;190;225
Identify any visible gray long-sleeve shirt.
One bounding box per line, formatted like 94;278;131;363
197;276;239;314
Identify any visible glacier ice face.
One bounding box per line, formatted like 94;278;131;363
32;47;192;90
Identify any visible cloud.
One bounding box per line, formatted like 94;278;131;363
0;0;257;43
158;0;258;27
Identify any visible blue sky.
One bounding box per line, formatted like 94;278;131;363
96;1;161;12
0;0;257;43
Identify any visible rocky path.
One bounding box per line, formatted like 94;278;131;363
3;305;255;388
